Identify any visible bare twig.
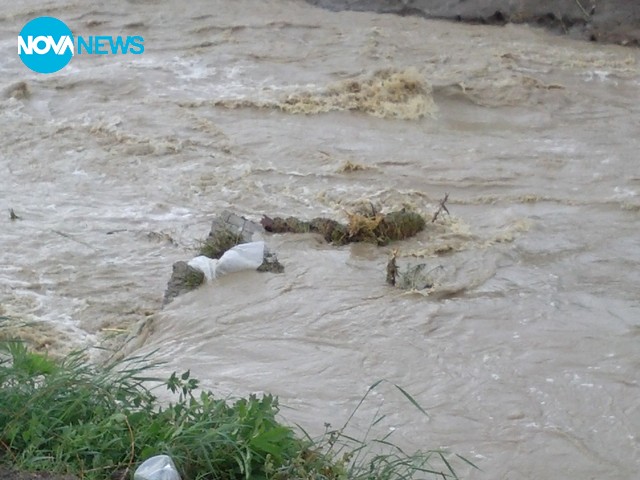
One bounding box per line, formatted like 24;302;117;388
52;230;98;251
123;415;135;480
431;193;450;223
0;439;17;462
574;0;593;20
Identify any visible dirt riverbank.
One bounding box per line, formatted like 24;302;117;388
307;0;640;46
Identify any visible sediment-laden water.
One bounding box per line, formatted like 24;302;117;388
1;1;639;478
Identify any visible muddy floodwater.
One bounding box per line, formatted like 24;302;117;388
1;1;639;479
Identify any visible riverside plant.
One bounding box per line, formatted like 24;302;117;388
0;340;476;479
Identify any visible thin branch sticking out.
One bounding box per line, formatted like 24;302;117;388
431;193;450;223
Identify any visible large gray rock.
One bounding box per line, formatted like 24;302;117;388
307;0;640;46
204;210;283;271
163;261;205;305
210;210;264;242
200;210;265;259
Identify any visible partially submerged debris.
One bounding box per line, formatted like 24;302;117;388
261;209;426;246
376;210;425;242
2;81;30;100
386;251;442;291
164;202;443;304
397;263;440;290
257;250;285;273
386;249;398;286
431;193;450;223
199;227;244;259
338;160;369;172
163;261;205;305
164;211;283;305
200;210;284;272
200;210;263;258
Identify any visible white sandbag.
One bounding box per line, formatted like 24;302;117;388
187;255;218;281
187;242;265;281
215;241;265;276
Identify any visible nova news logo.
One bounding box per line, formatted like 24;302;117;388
18;16;144;74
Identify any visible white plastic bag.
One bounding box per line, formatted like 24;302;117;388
215;241;265;276
134;455;181;480
187;241;265;281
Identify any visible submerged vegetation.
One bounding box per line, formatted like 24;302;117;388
0;340;474;479
199;227;245;259
261;209;426;246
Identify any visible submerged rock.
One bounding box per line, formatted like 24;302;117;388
258;250;285;273
163;261;205;305
200;210;265;258
202;210;284;272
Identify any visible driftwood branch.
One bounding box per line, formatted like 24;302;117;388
431;193;450;223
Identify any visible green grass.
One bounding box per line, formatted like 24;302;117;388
0;341;475;479
199;229;244;259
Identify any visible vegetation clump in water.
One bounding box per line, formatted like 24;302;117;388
261;209;426;246
199;227;245;259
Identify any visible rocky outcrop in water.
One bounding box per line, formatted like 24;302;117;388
200;210;265;258
163;261;206;305
163;207;428;303
163;211;283;305
307;0;640;46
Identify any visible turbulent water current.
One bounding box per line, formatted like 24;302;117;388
1;1;639;478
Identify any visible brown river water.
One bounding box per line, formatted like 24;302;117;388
1;1;639;478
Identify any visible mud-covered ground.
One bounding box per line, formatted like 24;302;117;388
307;0;640;46
0;467;77;480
